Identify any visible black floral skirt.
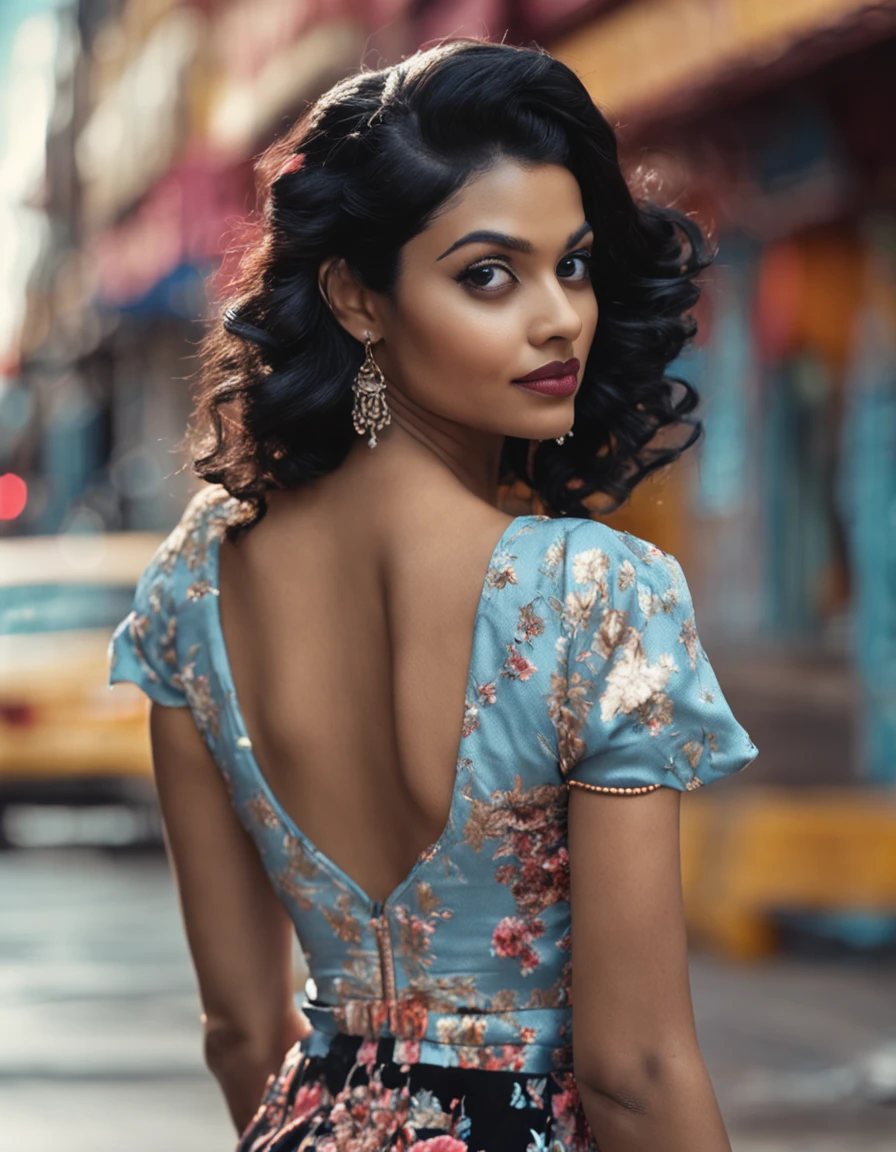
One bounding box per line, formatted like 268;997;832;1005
236;1033;596;1152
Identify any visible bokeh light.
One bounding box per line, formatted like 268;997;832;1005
0;470;26;518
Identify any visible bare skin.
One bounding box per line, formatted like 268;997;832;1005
149;159;731;1147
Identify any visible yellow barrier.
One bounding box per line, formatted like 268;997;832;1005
680;788;896;959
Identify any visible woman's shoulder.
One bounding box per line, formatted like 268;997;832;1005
492;513;687;651
153;483;241;579
106;484;240;705
558;513;676;563
511;513;682;593
543;515;758;792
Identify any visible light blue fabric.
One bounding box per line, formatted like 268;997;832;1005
108;485;757;1074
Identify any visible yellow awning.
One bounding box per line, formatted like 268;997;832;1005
551;0;888;119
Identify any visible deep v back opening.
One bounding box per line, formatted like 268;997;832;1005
208;514;533;912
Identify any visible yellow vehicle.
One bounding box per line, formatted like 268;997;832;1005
0;531;164;847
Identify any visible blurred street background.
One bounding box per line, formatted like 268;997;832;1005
2;0;896;1149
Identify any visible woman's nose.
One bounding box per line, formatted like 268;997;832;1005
528;280;584;346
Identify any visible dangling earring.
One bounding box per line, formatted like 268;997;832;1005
555;427;575;445
352;331;391;448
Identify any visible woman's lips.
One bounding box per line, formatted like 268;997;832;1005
511;357;580;397
513;357;579;381
511;374;578;397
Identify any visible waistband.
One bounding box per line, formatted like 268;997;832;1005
301;999;573;1074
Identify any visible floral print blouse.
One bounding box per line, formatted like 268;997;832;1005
108;485;757;1084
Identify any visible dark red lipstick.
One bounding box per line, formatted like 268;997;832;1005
513;358;580;383
511;357;580;398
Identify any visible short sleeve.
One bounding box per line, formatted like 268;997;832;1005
107;547;189;708
560;523;757;795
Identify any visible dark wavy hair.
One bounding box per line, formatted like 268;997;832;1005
189;38;712;539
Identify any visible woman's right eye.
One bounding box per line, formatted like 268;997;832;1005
457;262;515;292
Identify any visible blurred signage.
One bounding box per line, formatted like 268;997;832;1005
551;0;881;115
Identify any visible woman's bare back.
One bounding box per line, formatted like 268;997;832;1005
216;488;516;906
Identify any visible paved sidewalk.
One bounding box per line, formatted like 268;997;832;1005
1;848;894;1151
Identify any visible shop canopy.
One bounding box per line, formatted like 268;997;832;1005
550;0;896;135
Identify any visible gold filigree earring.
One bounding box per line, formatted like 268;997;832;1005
352;331;391;448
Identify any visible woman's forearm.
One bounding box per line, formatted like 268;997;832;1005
208;1038;281;1135
576;1054;732;1152
205;1007;312;1134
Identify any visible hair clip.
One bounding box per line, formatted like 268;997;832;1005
276;152;306;179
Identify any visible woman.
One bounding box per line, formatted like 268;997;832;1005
109;39;756;1152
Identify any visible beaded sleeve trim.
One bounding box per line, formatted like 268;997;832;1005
566;780;662;795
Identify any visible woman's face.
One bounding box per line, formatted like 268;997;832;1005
374;160;598;444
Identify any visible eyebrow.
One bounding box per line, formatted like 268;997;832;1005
436;221;593;262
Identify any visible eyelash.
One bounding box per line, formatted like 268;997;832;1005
455;248;593;292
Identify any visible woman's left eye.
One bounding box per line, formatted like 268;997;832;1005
557;250;592;281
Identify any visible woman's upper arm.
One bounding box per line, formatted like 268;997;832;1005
555;521;758;1090
149;700;298;1061
567;786;699;1093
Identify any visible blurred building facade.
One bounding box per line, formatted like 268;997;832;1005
548;0;896;786
4;0;896;793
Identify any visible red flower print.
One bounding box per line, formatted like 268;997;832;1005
394;1037;421;1064
502;643;538;681
543;846;569;874
492;1044;527;1072
551;1078;579;1120
356;1039;379;1066
477;681;497;704
289;1079;323;1125
490;916;546;975
395;995;430;1040
413;1137;469;1151
463;777;570;920
490;916;526;956
519;946;540;976
551;1071;594;1152
516;602;546;644
394;905;437;954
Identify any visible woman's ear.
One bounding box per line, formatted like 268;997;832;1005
319;257;382;343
